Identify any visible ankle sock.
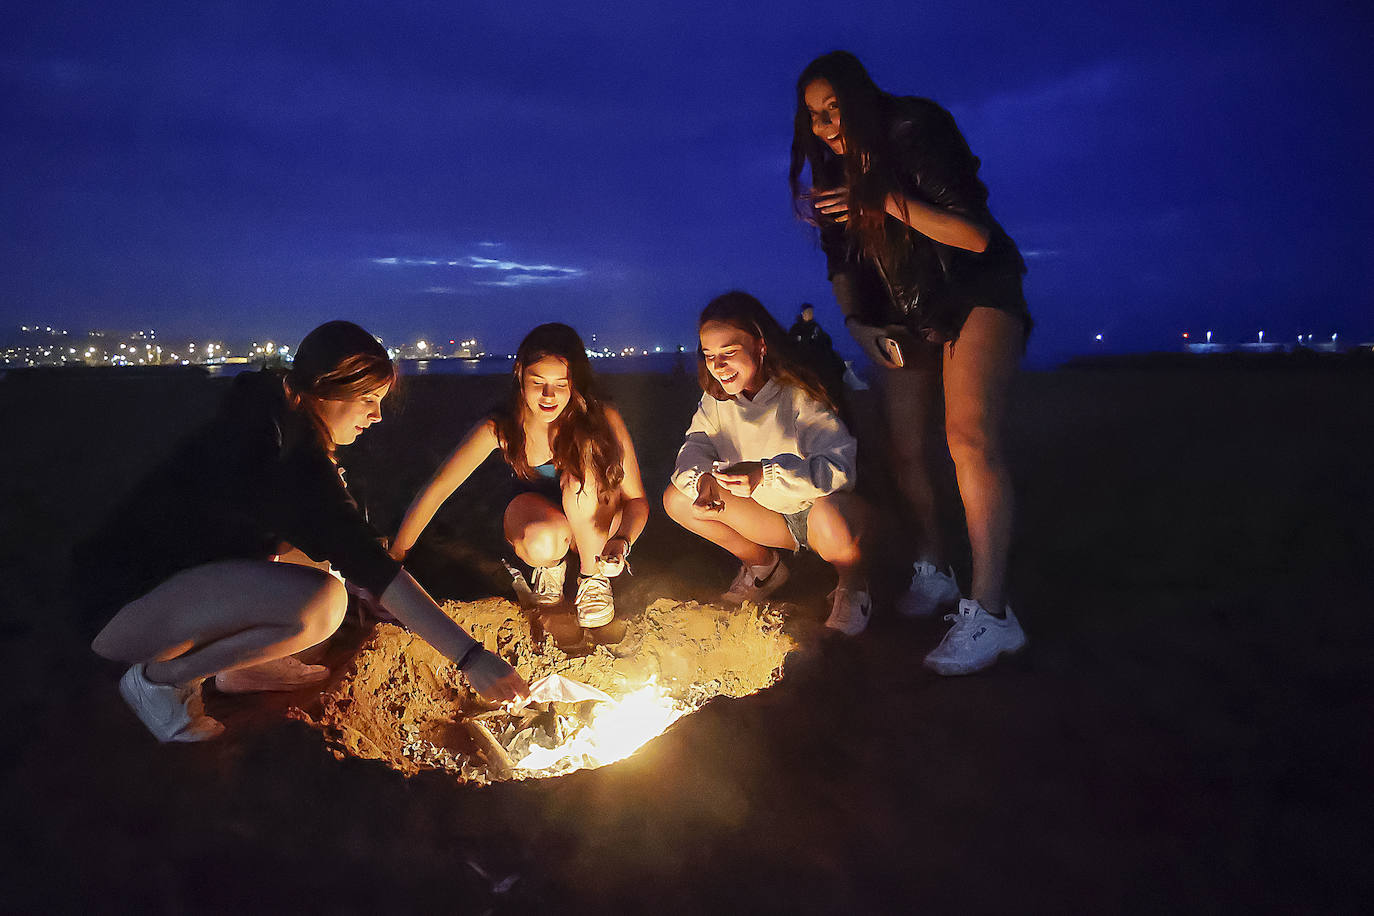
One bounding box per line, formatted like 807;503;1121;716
749;553;779;580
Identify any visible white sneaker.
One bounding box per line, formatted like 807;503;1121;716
574;573;615;627
118;663;225;743
531;560;566;607
923;599;1027;675
721;554;789;605
896;561;961;617
824;587;872;636
214;655;330;694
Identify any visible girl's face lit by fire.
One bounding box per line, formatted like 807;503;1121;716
319;383;389;446
522;355;572;424
700;321;765;398
804;78;846;155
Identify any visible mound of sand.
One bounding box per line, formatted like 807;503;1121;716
296;597;795;783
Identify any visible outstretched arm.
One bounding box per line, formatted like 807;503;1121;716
379;569;528;702
391;419;499;560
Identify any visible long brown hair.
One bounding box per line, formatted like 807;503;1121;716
788;50;906;265
284;320;397;453
492;323;624;499
697;292;836;412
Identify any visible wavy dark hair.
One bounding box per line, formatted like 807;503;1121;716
788;50;905;265
697;292;836;412
492;323;624;499
284;320;397;454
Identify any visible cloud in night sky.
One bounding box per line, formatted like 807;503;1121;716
370;252;587;291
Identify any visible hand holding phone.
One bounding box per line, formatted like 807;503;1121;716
878;335;905;369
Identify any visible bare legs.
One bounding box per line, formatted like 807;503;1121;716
503;485;623;576
662;485;793;566
879;307;1020;613
805;491;869;589
662;485;867;586
91;559;348;685
942;307;1021;613
879;343;949;566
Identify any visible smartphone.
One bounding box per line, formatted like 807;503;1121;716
878;335;905;368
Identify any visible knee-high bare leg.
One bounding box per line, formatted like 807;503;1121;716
806;491;869;588
943;307;1021;612
91;559;348;684
662;484;792;567
879;349;948;564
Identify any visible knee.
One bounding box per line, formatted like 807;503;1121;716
91;620;122;661
662;484;692;523
808;500;862;563
510;519;569;566
945;412;1002;470
298;576;348;645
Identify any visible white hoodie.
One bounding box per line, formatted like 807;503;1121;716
671;378;856;516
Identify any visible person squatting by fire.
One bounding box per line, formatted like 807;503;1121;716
389;323;649;630
663;292;872;636
83;321;529;743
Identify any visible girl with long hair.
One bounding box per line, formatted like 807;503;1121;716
663;292;870;635
390;323;647;629
790;50;1030;673
86;320;527;743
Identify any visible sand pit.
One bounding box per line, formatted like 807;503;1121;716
296;597;795;783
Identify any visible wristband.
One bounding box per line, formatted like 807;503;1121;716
454;641;483;671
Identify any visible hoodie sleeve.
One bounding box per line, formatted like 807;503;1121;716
670;396;721;499
756;392;856;505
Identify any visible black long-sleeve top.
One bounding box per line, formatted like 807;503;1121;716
75;370;402;619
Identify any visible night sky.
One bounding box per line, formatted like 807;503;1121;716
4;0;1371;365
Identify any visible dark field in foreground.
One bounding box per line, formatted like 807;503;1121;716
1;361;1371;913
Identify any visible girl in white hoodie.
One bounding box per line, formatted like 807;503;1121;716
663;292;871;635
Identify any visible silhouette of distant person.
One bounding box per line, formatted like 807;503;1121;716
788;303;846;406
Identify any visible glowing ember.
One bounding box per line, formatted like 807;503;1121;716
297;595;795;783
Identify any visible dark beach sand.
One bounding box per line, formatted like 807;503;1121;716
2;359;1371;912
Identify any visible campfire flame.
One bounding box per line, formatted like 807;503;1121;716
512;680;689;776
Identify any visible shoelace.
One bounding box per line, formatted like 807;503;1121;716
532;564;564;602
576;575;613;613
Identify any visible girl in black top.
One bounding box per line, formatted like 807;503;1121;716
88;321;528;742
790;51;1028;675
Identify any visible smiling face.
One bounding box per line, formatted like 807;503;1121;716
700;320;765;398
521;355;572;424
317;382;389;446
804;78;845;155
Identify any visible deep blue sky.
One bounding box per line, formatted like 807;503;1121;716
4;0;1371;364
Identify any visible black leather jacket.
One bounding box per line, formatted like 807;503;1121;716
820;96;1028;342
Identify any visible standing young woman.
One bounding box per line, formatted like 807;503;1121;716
390;323;647;630
663;292;870;635
86;321;528;742
790;50;1031;673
